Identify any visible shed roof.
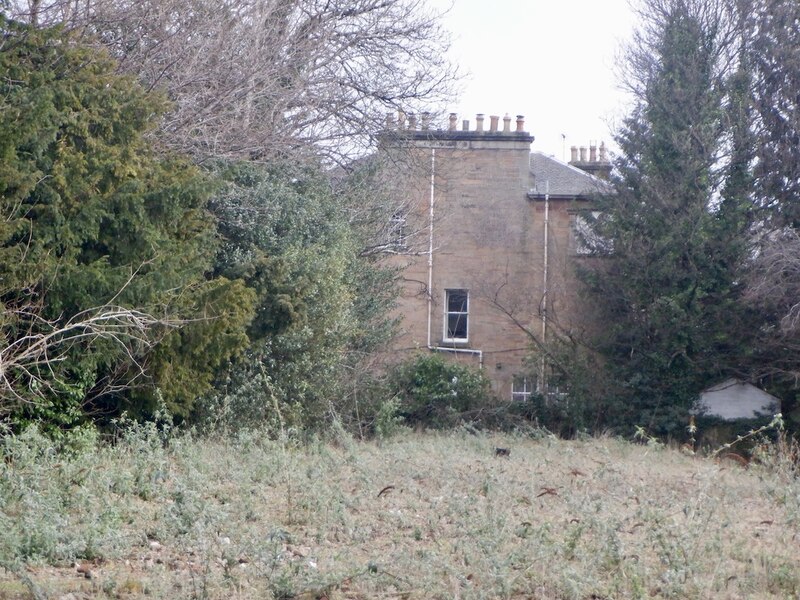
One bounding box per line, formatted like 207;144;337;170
695;378;781;421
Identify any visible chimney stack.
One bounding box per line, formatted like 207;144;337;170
569;140;613;179
380;109;532;142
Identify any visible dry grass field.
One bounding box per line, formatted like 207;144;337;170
1;423;799;599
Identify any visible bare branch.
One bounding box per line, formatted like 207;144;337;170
745;228;800;333
8;0;459;163
0;303;180;416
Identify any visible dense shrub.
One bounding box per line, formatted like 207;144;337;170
388;352;493;429
192;161;398;435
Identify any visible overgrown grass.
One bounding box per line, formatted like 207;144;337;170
1;423;798;599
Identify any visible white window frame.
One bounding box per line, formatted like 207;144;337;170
388;210;407;249
443;288;469;343
512;376;533;402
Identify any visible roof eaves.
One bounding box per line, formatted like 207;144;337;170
526;192;589;201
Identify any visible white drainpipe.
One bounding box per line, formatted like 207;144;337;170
432;346;484;369
426;147;435;348
540;180;550;390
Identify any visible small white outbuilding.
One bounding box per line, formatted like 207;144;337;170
694;378;781;421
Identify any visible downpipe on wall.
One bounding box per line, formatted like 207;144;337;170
426;147;435;349
540;180;550;391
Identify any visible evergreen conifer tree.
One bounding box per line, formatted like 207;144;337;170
576;0;756;434
0;16;254;428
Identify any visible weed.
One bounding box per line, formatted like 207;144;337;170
709;413;786;458
1;429;798;598
373;395;405;440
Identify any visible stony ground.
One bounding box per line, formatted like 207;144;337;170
1;426;799;599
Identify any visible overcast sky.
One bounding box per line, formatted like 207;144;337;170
429;0;638;161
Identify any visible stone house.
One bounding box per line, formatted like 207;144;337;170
381;112;610;400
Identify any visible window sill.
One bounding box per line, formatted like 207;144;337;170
439;339;470;347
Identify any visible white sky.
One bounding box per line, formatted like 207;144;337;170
429;0;638;161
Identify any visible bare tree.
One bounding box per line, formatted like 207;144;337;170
746;229;800;334
9;0;458;164
621;0;743;95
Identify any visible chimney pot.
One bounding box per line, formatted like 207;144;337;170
476;113;485;132
579;146;587;162
599;141;608;162
421;112;431;130
570;146;578;162
590;143;597;162
462;119;470;131
449;113;458;131
397;111;406;129
515;115;525;132
489;115;500;132
385;112;395;129
407;113;417;130
503;114;511;133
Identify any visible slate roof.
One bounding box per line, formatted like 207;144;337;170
528;152;611;198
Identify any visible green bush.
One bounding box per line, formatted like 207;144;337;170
388;352;493;429
192;161;400;437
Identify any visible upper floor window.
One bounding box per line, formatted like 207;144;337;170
444;289;468;342
388;210;407;250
